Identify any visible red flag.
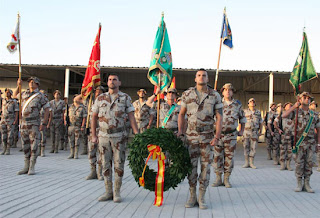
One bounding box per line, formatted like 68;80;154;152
81;24;101;99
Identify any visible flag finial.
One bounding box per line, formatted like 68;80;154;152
161;12;164;18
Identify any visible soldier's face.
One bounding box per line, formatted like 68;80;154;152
5;91;11;98
167;92;176;101
108;75;121;89
195;71;208;85
271;105;276;110
248;100;255;107
222;88;233;98
285;104;292;111
29;80;38;90
95;90;103;98
138;92;146;98
54;92;60;99
299;96;311;106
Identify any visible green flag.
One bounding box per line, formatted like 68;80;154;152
289;32;317;94
148;13;172;92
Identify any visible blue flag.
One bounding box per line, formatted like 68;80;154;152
220;8;233;49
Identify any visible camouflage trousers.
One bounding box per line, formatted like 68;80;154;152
272;131;281;157
21;122;41;161
50;120;64;147
279;136;292;162
13;124;19;146
82;130;88;149
99;135;127;182
186;132;213;189
88;132;102;166
40;129;46;147
213;131;238;174
68;126;81;148
1;121;14;146
243;135;258;157
295;140;314;179
266;130;272;151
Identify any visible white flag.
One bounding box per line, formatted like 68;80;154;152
7;16;20;53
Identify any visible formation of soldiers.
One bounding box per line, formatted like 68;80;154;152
0;69;319;209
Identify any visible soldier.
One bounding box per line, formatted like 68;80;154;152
0;89;19;155
49;90;66;153
212;83;245;188
81;102;89;155
92;74;139;203
242;98;263;169
274;102;294;170
177;69;222;210
64;94;87;159
309;101;319;169
85;86;105;180
264;102;276;160
268;103;282;165
133;89;154;133
39;90;52;157
13;77;50;175
282;92;320;193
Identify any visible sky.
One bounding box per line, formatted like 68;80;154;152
0;0;319;72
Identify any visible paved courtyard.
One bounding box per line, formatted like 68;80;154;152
1;141;320;218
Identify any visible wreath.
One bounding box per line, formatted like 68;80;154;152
128;127;192;192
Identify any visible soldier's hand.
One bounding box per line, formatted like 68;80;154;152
279;130;283;134
46;124;50;129
294;101;300;109
92;135;98;144
210;137;219;146
176;131;184;137
17;78;22;87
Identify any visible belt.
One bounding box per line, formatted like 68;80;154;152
195;126;212;132
221;129;237;135
100;127;125;134
22;117;39;122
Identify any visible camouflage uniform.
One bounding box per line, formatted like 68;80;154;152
265;109;276;159
49;99;66;152
159;101;180;131
18;87;50;175
67;103;87;159
133;100;153;133
81;104;88;155
1;98;19;155
92;91;134;202
213;98;245;175
40;105;52;157
181;87;222;190
243;108;263;159
268;111;281;164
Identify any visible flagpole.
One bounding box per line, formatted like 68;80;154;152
17;12;22;123
214;37;223;90
85;91;93;129
157;71;161;128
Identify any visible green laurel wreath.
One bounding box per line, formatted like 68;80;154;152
128;127;192;192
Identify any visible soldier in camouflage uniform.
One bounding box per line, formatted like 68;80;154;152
264;102;276;160
133;89;154;133
12;98;19;149
80;102;89;155
49;90;66;153
282;92;320;193
309;101;319;170
85;86;104;180
268;103;282;165
64;94;87;159
274;102;294;170
242;98;263;169
14;77;50;175
91;74;139;203
39;90;52;157
211;83;245;188
177;69;223;210
0;89;19;155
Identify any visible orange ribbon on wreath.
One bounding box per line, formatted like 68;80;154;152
139;144;166;206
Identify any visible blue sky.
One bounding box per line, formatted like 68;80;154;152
0;0;319;72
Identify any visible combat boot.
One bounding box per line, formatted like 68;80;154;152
28;160;36;175
273;153;278;165
224;172;232;188
1;145;7;155
74;146;79;159
81;145;88;155
50;143;55;153
185;187;197;208
98;181;113;201
267;149;272;160
5;145;10;155
113;180;122;203
67;147;74;159
40;146;45;157
17;158;30;175
86;165;98;180
211;172;223;187
242;155;249;168
294;177;303;192
279;161;285;170
249;157;257;169
198;188;208;210
304;177;314;193
97;164;104;181
286;160;293;171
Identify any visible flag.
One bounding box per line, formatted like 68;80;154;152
81;24;101;99
221;7;233;49
289;31;317;95
7;15;20;53
148;13;173;93
169;77;176;89
153;85;164;101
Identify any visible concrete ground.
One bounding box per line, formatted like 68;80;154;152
1;139;320;218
